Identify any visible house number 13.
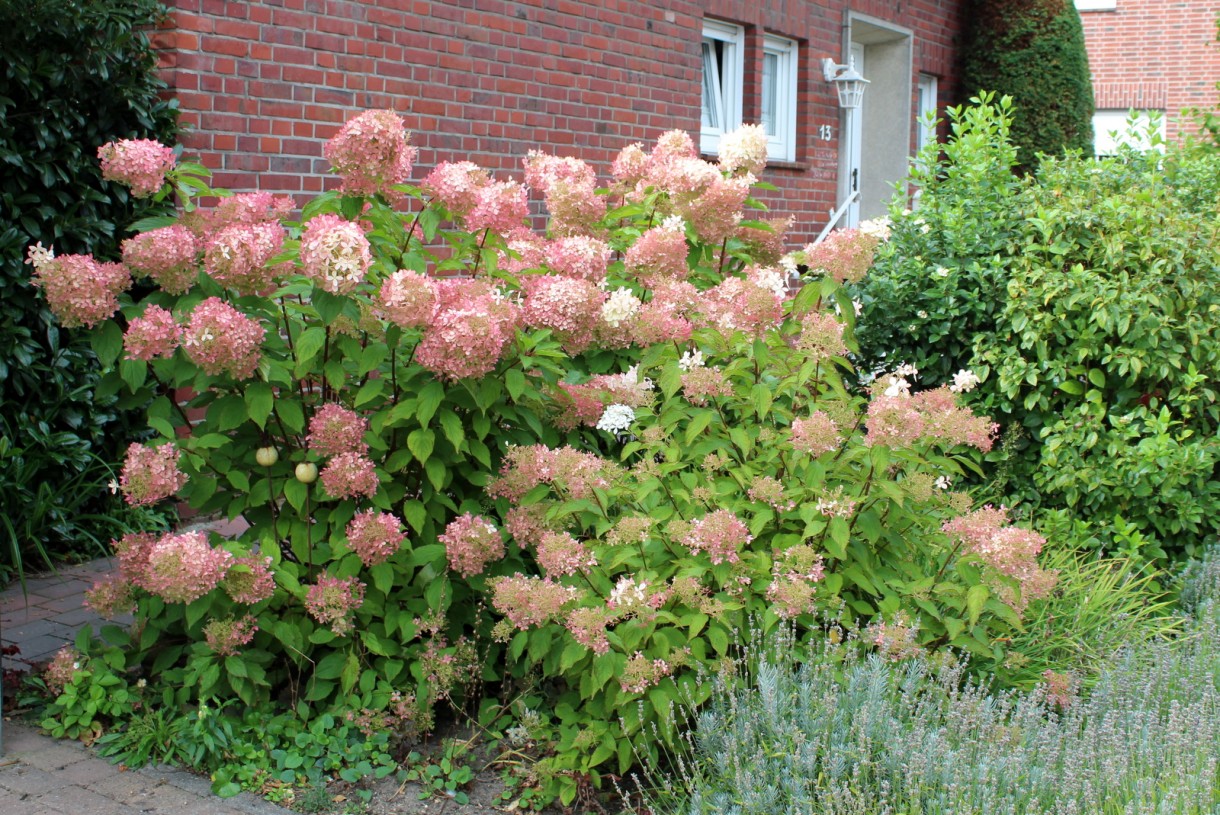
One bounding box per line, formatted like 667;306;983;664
818;124;834;141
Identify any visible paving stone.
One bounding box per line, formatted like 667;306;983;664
11;635;73;664
15;742;93;772
0;763;62;797
56;756;120;786
35;782;134;815
0;723;48;753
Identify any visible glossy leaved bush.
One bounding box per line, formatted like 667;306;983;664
37;113;1053;805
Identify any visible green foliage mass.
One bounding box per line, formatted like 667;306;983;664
855;95;1220;564
960;0;1094;170
0;0;178;581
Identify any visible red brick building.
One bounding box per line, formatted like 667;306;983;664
155;1;967;242
1077;0;1219;150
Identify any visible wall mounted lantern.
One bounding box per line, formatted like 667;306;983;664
822;57;869;110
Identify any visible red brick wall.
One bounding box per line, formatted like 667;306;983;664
1080;0;1220;143
156;0;964;243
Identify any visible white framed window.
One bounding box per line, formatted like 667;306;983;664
1093;109;1165;155
1075;0;1117;10
700;19;744;155
915;74;938;156
761;35;798;162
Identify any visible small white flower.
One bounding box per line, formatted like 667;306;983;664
608;576;648;608
660;214;686;234
882;375;911;398
623;365;654;390
894;363;919;379
935;266;950;278
949;368;981;394
854;299;864;317
917;310;928;319
934;475;952;490
108;479;120;495
679;349;705;372
595;403;635;434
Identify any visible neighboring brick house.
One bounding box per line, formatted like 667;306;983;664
155;1;967;241
1077;0;1219;151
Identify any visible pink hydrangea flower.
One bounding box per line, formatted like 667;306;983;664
497;227;548;275
565;606;615;655
122;224;199;294
681;366;732;405
346;509;406;567
204;615;258;656
141;531;234;604
120;442;188;506
680;173;753;243
324;109;417;198
611;142;649;186
942;506;1056;611
204;221;286;295
124;305;181;361
415;285;518;380
465;180;528;234
544;235;610;283
192;192;294;235
682;509;751;564
440;513;504;577
422;161;490;215
798;228;881;284
520;274;604;354
625;221;689;286
223;555;276;604
699;276;783;337
790;411;842;456
489;574;579;630
535;530;596;577
307;403;369;457
114;531;158;587
26;248;130;328
523;151;605;234
84;575;135;618
319;452;379;500
488;444;620;505
304;574;366;635
182;297;265;379
378;269;437;328
98;138;175;198
796;311;848;360
299;213;373;294
44;646;82;695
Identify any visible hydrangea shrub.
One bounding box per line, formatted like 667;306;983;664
38;111;1050;803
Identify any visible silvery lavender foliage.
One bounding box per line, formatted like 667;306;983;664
654;563;1220;815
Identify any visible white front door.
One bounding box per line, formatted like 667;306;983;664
845;43;865;227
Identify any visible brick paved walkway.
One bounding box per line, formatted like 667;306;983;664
0;518;280;814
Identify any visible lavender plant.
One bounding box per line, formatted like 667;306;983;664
650;559;1220;815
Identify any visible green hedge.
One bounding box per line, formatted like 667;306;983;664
960;0;1094;171
0;0;178;579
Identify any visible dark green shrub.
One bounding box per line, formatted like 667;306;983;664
0;0;178;580
960;0;1094;171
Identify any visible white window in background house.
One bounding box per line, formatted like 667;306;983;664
1093;109;1165;155
1075;0;1117;10
915;74;938;157
761;35;798;162
700;19;744;155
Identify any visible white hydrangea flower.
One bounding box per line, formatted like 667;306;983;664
595;403;635;434
601;287;642;327
858;217;892;240
949;369;981;394
894;363;919;379
679;349;705;372
608;576;649;608
717;124;769;174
